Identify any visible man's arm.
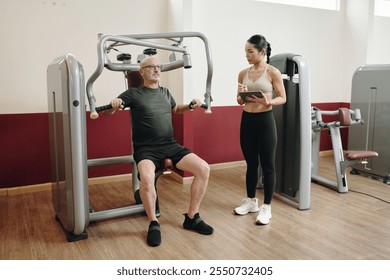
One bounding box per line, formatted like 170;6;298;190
104;98;124;115
172;98;202;114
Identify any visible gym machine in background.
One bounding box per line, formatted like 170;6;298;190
348;64;390;185
311;107;378;193
47;32;213;241
258;53;312;210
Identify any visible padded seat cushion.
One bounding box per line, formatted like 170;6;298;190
345;150;378;160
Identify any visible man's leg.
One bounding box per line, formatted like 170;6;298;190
176;153;210;218
137;159;162;246
137;159;158;222
176;153;213;235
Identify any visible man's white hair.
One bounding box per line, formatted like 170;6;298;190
140;56;158;68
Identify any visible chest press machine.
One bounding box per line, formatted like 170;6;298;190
47;32;213;241
311;107;378;193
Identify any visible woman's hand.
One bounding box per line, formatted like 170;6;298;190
238;83;248;92
246;94;271;107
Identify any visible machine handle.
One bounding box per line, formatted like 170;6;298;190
189;100;212;114
96;104;114;112
90;102;124;120
91;99;211;120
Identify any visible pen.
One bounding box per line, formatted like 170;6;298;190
238;83;248;91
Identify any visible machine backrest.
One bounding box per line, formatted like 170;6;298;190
127;71;144;87
338;108;352;126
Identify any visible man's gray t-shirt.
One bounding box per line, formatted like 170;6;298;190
118;86;177;150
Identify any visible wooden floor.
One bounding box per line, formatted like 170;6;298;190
1;155;390;260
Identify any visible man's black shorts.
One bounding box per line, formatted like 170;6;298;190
133;142;192;172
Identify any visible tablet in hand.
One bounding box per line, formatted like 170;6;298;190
239;90;264;102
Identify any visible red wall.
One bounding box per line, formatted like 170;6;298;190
0;103;348;188
0;106;243;188
173;106;243;177
0;113;51;188
86;111;133;178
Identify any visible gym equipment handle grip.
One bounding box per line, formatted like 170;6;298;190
189;100;209;112
90;102;123;120
96;104;114;112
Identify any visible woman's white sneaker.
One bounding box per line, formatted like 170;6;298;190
256;204;272;225
234;198;259;215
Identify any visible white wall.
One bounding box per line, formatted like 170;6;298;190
1;0;390;114
368;16;390;64
187;0;346;106
0;0;170;114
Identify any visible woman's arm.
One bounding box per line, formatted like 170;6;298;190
236;70;246;105
267;67;286;107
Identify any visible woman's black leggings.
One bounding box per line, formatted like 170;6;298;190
240;110;277;204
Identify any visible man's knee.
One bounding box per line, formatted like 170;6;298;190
197;160;210;178
139;171;155;187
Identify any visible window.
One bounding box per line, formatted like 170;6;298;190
254;0;340;11
374;0;390;17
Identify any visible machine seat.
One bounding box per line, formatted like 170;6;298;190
160;158;173;175
345;150;378;160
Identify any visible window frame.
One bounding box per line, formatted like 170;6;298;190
374;0;390;17
253;0;340;11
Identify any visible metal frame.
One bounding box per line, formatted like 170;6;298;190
311;107;365;193
47;32;214;241
293;55;312;210
86;32;213;116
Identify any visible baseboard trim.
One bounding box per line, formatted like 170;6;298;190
88;174;132;185
2;161;247;196
210;160;246;170
0;188;9;197
2;183;51;196
319;150;334;157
